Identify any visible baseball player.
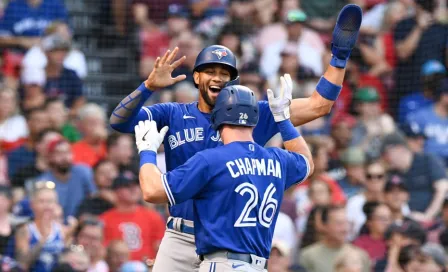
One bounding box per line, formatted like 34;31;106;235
109;4;362;271
135;83;313;272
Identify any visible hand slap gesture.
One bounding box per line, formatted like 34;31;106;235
267;74;293;122
145;47;187;90
134;120;169;154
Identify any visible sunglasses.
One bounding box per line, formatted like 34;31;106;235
367;174;385;180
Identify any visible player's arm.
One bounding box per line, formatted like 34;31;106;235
109;47;186;133
287;5;363;127
135;120;209;205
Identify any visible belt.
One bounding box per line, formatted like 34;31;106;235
200;252;268;269
166;218;195;235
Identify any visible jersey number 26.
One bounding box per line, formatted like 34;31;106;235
234;182;278;228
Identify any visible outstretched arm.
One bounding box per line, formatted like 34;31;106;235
289;4;363;127
109;48;186;133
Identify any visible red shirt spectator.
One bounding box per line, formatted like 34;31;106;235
100;174;165;261
353;234;387;263
72;140;107;167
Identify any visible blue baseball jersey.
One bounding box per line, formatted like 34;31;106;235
27;222;64;272
0;0;68;37
162;141;310;258
135;101;280;220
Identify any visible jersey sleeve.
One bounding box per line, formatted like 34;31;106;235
253;101;279;145
277;149;311;189
161;153;210;206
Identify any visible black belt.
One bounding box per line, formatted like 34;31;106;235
166;219;194;235
200;252;268;269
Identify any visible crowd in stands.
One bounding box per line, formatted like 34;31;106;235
0;0;447;271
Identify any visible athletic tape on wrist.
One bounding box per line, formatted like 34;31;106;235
277;120;300;141
316;76;342;101
136;82;154;100
140;150;157;167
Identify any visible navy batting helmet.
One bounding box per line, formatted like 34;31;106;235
193;45;238;80
211;85;259;131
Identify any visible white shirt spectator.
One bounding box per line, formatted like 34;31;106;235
346;193;410;241
22;45;87;79
0;115;28;149
260;28;324;79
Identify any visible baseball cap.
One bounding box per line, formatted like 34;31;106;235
385;221;426;245
21;67;46;86
399;122;425;139
340;147;366;166
421;60;446;76
112;172;138;190
380;132;408;154
421;243;447;267
41;34;71;52
330;113;357;128
354;87;380;103
120;261;148;272
286;10;307;24
384;174;408;193
168;4;189;18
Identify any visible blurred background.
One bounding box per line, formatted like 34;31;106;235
0;0;447;271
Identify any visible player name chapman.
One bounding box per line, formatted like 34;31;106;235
167;127;221;149
226;158;282;178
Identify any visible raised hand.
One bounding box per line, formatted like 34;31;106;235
145;47;187;90
134;120;169;154
267;74;293;122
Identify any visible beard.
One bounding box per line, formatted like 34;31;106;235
199;82;216;108
51;162;72;174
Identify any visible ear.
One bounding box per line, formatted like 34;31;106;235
193;71;200;86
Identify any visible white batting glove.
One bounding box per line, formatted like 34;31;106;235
267;74;293;122
134;120;169;154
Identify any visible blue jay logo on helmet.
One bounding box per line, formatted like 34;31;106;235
211;49;228;60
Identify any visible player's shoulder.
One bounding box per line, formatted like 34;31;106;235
144;101;196;115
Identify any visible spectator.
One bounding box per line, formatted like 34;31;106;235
22;21;87;79
215;23;249;69
299;0;346;33
14;181;65;272
299;205;371;272
421;243;447;272
353;202;391;264
190;0;228;39
299;205;325;250
11;129;61;192
0;186;13;255
106;240;129;272
383;174;412;225
20;67;47;111
75;219;108;272
337;147;366;199
399;122;426;154
132;0;188;27
334;246;365;272
398;60;446;123
347;161;388;240
106;134;136;174
0;88;28;153
397;244;426;272
100;174;165;261
57;245;90;272
42;34;85;114
36;138;96;218
261;9;325;80
7;106;50;178
72;103;108;167
0;0;68;89
268;212;296;272
77;160;118;219
407;78;448;165
170;31;203;85
393;0;448;101
173;82;198;103
239;62;267;101
381;132;448;223
351;87;395;159
44;98;81;143
138;3;190;78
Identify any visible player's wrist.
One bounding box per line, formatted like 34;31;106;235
139;150;157;167
139;81;156;93
277;120;300;141
316;76;342;101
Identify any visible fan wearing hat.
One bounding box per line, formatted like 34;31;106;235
407;78;448;165
381;132;448;224
383;174;413;225
351;86;395;159
399;122;426;153
398;60;446;123
260;9;325;81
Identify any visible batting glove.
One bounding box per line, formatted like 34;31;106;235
134;120;169;154
267;74;293;122
330;4;363;69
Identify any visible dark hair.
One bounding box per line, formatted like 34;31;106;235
75;218;104;239
24;106;47;120
106;133;129;149
215;24;243;57
44;97;65;108
93;159;113;172
415;0;436;12
363;201;381;221
321;205;344;225
300;205;325;249
398;244;424;269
